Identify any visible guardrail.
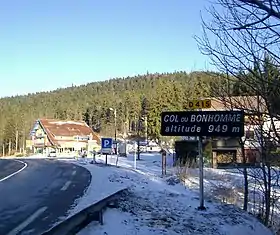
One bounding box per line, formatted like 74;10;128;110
42;188;127;235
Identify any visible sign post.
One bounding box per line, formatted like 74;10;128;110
161;109;244;210
134;142;137;169
162;149;167;176
198;136;205;210
101;138;113;165
192;99;211;211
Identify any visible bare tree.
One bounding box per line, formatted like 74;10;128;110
214;94;276;219
195;0;280;227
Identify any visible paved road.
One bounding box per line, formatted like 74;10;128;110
0;159;91;235
0;160;26;181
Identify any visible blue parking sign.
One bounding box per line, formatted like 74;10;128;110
101;138;113;151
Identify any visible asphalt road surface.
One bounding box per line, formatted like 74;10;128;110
0;159;91;235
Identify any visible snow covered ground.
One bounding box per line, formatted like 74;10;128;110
68;153;273;235
91;153;280;228
182;165;280;229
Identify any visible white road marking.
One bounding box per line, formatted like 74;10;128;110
72;170;76;176
61;180;71;191
7;206;48;235
0;160;27;183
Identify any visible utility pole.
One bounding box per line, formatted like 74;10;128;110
114;109;117;154
144;116;148;151
123;119;128;157
2;144;5;157
137;117;141;160
109;108;117;154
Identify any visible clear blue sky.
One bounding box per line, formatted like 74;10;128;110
0;0;213;97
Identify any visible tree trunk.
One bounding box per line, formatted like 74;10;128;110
8;140;11;155
240;141;249;211
137;139;140;160
264;164;271;226
15;130;18;152
243;167;249;211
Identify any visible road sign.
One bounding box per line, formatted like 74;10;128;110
186;99;211;109
101;138;113;153
161;110;244;137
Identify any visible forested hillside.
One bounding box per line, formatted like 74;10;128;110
0;71;236;153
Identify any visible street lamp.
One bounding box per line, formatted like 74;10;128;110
109;108;117;154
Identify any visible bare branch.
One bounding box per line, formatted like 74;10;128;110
233;13;271;30
240;0;280;20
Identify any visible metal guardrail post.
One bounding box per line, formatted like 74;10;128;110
99;209;104;225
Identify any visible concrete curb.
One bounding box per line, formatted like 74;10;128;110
42;188;127;235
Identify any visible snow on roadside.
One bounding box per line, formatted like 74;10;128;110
68;162;127;216
52;160;127;222
94;152;174;177
74;156;272;235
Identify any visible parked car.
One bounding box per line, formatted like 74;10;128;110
48;150;56;157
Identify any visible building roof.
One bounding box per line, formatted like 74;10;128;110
203;96;267;113
38;119;100;146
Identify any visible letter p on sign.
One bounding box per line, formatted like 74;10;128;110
101;138;113;149
104;140;110;147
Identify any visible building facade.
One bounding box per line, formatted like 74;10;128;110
209;96;265;168
29;119;100;154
